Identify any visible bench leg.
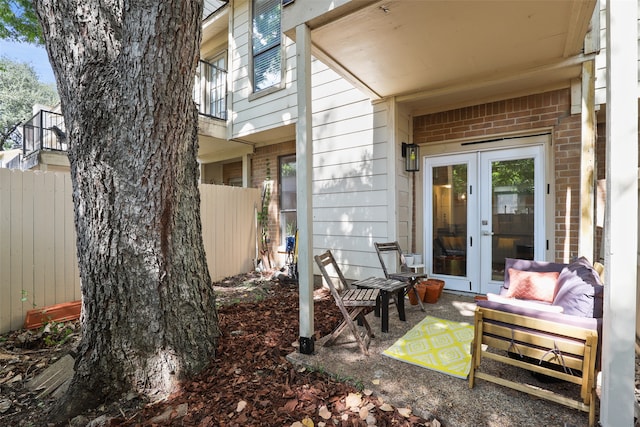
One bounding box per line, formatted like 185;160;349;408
374;298;381;318
394;289;406;321
380;291;390;333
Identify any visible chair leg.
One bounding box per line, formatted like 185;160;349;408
408;281;425;312
346;308;370;356
327;305;373;356
358;312;375;339
325;320;348;347
416;289;425;311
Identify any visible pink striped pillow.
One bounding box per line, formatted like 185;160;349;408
504;269;560;303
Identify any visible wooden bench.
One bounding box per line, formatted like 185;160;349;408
469;306;599;427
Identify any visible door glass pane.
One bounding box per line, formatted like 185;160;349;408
432;164;467;277
279;155;296;244
491;158;535;280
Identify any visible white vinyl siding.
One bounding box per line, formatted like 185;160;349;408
311;65;394;279
594;0;640;105
229;1;399;280
230;0;297;138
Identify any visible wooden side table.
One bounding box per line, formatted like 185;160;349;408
354;277;406;333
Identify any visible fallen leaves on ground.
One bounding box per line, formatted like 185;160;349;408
1;271;434;426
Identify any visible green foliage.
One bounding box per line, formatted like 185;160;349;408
492;159;535;192
41;321;75;347
286;221;296;237
281;161;295;177
0;0;43;44
257;161;272;247
451;164;467;199
0;57;58;148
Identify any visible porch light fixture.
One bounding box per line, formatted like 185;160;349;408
402;142;420;172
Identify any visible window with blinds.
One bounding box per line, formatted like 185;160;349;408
252;0;282;91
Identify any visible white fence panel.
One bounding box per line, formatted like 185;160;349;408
0;168;260;333
0;169;80;333
199;184;261;282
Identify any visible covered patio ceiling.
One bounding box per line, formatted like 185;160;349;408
284;0;597;115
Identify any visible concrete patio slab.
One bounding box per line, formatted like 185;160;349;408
287;291;591;426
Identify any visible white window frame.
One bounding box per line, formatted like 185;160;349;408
249;0;285;98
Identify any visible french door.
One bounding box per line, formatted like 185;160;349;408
425;145;546;294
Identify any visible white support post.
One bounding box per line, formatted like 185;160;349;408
295;23;315;354
242;153;251;188
602;1;638;425
579;60;596;261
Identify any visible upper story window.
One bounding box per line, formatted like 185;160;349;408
252;0;282;92
194;53;227;120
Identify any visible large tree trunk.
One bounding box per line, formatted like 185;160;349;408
34;0;219;421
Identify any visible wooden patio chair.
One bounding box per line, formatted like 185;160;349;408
314;250;380;356
374;241;428;311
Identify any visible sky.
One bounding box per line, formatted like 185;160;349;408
0;39;56;84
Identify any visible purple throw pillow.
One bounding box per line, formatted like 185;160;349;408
553;257;604;318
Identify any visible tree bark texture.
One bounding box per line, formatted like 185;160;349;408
34;0;219;420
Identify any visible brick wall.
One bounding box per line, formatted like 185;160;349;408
414;88;581;262
252;141;296;267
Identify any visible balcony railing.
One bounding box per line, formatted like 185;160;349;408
22;110;66;157
194;59;227;121
12;62;224;165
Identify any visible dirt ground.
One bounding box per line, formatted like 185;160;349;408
0;271;435;426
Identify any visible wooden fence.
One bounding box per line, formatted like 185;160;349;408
200;184;261;281
0;169;79;333
0;168;260;333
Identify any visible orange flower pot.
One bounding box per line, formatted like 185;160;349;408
24;300;81;330
422;279;445;303
408;283;428;305
430;279;446;298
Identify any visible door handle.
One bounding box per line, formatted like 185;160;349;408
482;231;494;236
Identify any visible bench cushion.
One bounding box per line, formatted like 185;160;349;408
476;299;599;331
486;292;564;313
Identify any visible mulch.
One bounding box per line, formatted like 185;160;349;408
1;273;433;426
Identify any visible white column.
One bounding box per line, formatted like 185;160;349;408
579;60;596;261
295;22;315;353
601;1;638;425
242;153;251;188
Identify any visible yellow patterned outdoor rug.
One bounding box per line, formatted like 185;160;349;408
382;315;474;379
